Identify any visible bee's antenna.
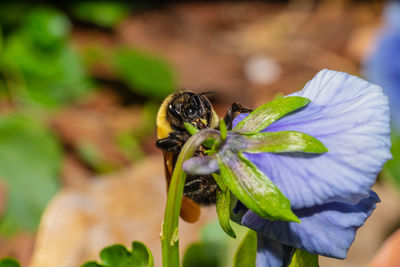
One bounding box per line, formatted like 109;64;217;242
199;91;215;96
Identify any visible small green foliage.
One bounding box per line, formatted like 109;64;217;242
71;1;130;28
216;150;299;223
113;47;176;99
289;249;319;267
219;118;227;141
383;132;400;190
234;96;310;134
183;243;220;267
183;221;229;267
216;183;236;238
184;122;199;136
116;132;144;162
23;7;71;48
1;7;91;108
242;131;328;154
233;230;257;267
0;258;21;267
76;141;116;174
0;114;61;234
82;241;153;267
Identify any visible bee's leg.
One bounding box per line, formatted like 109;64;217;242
224;103;253;130
155;131;190;153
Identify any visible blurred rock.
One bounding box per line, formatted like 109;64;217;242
370;228;400;267
29;155;216;267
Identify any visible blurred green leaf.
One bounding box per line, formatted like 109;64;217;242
183;243;220;267
82;241;153;267
0;258;20;267
0;115;61;234
0;3;32;29
233;230;256;267
23;7;71;48
288;249;319;267
0;6;92;108
383;132;400;189
1;33;92;107
113;47;175;99
183;221;228;267
71;1;130;28
116;133;144;162
76;141;116;174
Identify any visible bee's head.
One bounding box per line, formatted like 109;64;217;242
167;92;213;130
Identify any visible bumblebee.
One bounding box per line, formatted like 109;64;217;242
156;91;250;223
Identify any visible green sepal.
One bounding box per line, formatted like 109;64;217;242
213;173;236;238
216;189;236;238
289;249;319;267
234;96;310;134
216;150;300;223
242;131;328;154
184;122;199;136
81;241;154;267
184;122;216;149
233;230;257;267
212;173;227;191
0;258;21;267
219;118;227;141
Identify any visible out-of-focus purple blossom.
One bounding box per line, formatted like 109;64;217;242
364;1;400;130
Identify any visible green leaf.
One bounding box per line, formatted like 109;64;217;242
81;262;101;267
23;7;71;48
289;249;319;267
216;187;236;238
241;131;328;154
216;150;299;222
184;122;200;136
82;241;153;267
71;1;130;28
183;243;221;267
233;230;257;267
184;122;218;150
113;47;176;99
131;241;154;267
0;258;21;267
219;118;227;141
234;97;310;133
2;33;92;107
383;131;400;190
183;221;229;267
0;115;61;234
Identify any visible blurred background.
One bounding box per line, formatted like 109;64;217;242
0;0;399;266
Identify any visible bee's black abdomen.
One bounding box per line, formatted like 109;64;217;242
184;174;217;205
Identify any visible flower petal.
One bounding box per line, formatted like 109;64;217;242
182;156;219;175
234;69;391;209
256;234;294;267
243;191;380;259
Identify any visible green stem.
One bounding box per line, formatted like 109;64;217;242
161;129;221;267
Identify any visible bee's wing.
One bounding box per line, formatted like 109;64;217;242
163;152;201;223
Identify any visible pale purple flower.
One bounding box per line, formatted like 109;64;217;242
235;69;391;265
184;69;391;266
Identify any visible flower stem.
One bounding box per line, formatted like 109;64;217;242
161;129;221;267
